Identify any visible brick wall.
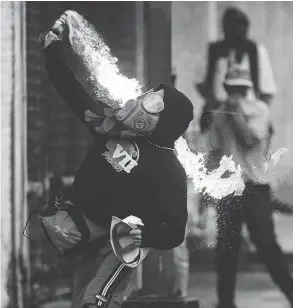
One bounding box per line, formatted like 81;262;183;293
26;1;137;181
25;2;138;301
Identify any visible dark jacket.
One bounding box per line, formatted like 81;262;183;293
205;39;259;96
45;41;194;250
199;39;259;133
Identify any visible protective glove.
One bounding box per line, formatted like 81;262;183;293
51;12;68;37
39;12;71;50
39;31;60;49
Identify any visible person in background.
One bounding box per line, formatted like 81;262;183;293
195;6;278;254
197;6;277;133
207;64;293;308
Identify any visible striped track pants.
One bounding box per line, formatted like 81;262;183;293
70;239;136;308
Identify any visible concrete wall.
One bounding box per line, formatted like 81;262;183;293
1;2;29;307
1;3;14;306
172;2;293;204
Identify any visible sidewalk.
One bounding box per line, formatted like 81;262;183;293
189;271;290;308
39;213;292;308
40;271;290;308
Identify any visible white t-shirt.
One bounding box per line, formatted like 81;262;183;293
208;98;271;184
213;43;277;102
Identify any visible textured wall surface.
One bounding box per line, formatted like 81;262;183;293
1;2;29;306
172;2;293;203
25;2;139;301
172;2;211;129
1;3;13;307
26;2;137;181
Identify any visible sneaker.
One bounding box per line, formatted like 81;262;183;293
170;289;186;300
215;304;238;308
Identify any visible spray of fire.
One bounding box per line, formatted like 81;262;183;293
63;11;288;199
64;10;245;198
175;137;245;199
65;10;143;109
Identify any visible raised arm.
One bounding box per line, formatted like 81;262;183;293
204;43;217;92
42;12;116;137
257;44;277;105
44;34;141;139
43;13;146;140
44;36;98;122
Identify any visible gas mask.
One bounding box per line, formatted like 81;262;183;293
115;89;164;134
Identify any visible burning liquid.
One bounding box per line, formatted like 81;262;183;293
63;11;288;200
64;10;245;198
175;137;245;199
66;10;143;108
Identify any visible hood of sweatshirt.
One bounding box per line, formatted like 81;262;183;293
148;83;194;148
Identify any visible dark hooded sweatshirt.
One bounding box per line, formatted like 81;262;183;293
45;41;194;250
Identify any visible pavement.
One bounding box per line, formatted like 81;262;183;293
189;271;290;308
39;213;293;308
39;271;291;308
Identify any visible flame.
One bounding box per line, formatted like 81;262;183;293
175;137;245;199
64;11;246;199
65;10;143;108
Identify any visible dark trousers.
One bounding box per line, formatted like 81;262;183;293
216;182;293;307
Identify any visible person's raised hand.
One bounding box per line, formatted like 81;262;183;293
51;13;68;37
38;31;60;50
